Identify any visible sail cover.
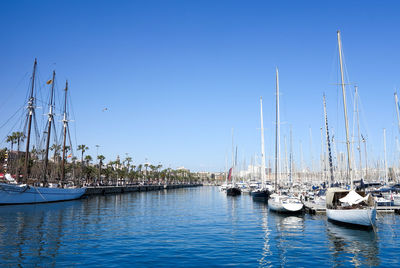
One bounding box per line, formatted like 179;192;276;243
339;190;369;206
227;168;233;182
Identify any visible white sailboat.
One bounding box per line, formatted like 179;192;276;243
268;68;303;213
251;97;272;199
325;31;376;227
0;59;86;205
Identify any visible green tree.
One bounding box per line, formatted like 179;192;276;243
97;155;105;183
6;134;16;151
77;144;89;166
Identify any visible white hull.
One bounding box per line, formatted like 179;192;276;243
268;196;303;213
0;183;86;204
326;207;376;227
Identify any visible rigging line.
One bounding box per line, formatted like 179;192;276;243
68;90;79;148
67;126;74;156
32;111;42;150
0;104;26;130
0;72;30;114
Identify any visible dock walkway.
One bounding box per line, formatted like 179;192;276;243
84;184;202;196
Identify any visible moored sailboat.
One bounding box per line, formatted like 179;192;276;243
325;31;376;227
268;68;303;213
0;59;86;205
251;97;271;199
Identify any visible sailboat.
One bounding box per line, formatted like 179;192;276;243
226;167;241;196
268;68;303;213
325;31;376;227
226;131;241;196
251;97;271;199
0;59;86;205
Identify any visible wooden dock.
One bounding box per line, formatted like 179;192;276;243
84;184;202;196
303;201;400;214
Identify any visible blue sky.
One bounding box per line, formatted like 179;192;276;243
1;0;400;172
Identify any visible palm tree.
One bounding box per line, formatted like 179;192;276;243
6;133;17;175
97;155;105;184
77;144;89;166
13;132;25;152
13;132;25;179
85;155;93;165
50;144;61;163
6;134;16;151
125;156;132;172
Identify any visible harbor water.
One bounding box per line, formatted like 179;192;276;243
0;186;399;267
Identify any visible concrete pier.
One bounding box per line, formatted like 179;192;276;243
84;184;202;196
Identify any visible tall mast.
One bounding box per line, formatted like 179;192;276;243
355;86;363;177
383;128;388;183
43;71;56;185
289;126;293;187
323;94;334;185
320;127;324;182
395;92;400;135
61;81;68;184
23;58;37;183
275;67;280;191
337;30;353;189
260;97;266;188
284;135;288;185
309;127;314;176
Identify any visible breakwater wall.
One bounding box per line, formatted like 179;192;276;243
84;184;202;196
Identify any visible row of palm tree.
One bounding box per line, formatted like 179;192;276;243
0;143;203;186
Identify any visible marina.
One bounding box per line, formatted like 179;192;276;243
2;0;400;266
0;186;399;267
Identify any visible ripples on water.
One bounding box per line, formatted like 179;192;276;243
0;186;399;267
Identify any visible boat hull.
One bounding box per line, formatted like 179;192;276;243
0;183;86;205
226;187;241;196
251;189;270;199
269;199;303;213
326;207;376;227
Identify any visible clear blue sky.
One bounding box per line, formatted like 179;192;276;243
1;0;400;172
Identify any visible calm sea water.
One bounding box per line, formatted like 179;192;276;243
0;186;399;267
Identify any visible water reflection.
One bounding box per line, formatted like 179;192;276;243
258;203;271;267
326;222;380;266
0;200;83;266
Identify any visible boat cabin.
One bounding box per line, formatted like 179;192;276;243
326;188;374;209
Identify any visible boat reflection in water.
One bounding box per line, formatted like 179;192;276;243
326;222;379;267
258;204;271;267
0;200;83;266
259;203;305;267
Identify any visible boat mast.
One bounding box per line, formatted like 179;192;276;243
354;86;363;180
260;97;266;188
395;92;400;135
337;30;353;189
43;71;56;185
61;81;68;185
23;59;37;183
275;67;280;191
323;94;334;186
289;126;293;187
383;128;388;183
